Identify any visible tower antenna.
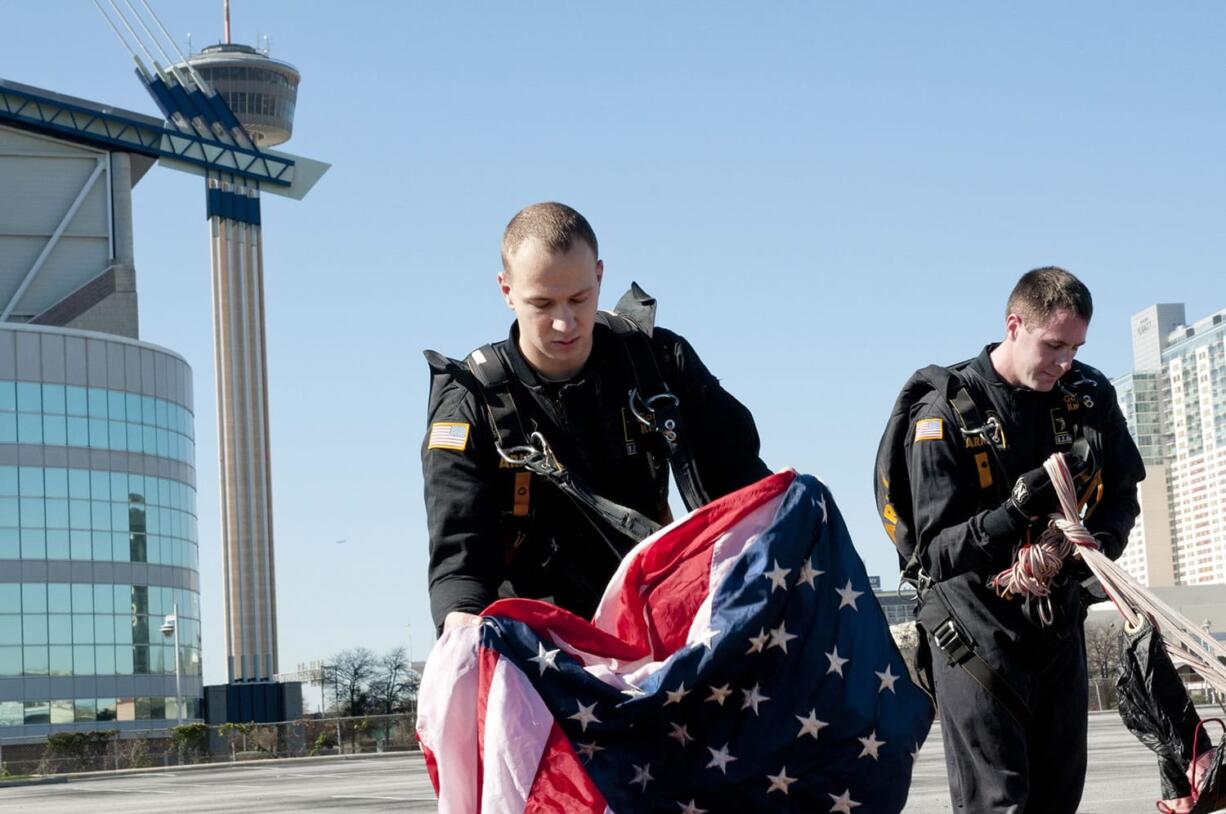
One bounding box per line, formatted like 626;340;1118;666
224;0;232;44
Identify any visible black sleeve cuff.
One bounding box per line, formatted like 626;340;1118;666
429;577;495;634
1093;531;1124;560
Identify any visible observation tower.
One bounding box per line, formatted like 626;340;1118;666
94;0;327;719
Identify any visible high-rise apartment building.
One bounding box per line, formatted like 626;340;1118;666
1115;304;1226;586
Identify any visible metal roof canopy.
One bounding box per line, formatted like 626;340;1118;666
0;78;326;200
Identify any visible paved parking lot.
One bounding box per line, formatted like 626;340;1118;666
0;753;438;813
0;712;1190;812
908;711;1167;813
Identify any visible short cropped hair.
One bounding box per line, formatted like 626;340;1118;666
1006;266;1093;326
501;202;599;274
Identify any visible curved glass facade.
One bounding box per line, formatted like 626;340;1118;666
0;326;201;739
0;381;195;465
0;466;199;568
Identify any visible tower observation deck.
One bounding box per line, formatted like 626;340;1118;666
181;44;299;147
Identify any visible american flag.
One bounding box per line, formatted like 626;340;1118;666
417;470;932;813
914;418;944;442
428;421;471;451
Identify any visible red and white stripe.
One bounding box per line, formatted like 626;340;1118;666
417;471;796;813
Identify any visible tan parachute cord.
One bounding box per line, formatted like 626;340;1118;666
1043;454;1226;694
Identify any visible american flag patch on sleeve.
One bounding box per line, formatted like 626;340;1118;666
428;421;471;451
914;418;944;442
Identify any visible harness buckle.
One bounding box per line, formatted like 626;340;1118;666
932;618;972;664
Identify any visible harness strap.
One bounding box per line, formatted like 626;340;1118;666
945;377;1011;504
599;311;712;511
464;342;662;550
549;466;662;541
466;344;527;448
916;582;1031;725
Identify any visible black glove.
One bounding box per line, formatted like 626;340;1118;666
982;466;1058;539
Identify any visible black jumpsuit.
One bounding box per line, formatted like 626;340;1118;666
906;346;1145;813
423;321;770;632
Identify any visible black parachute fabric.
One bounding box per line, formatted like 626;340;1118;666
1116;618;1226;811
1192;750;1226;814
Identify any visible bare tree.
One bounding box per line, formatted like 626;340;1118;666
326;647;377;716
1084;619;1125;710
370;646;417;715
1085;620;1124;681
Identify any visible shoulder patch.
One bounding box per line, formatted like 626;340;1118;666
914;417;944;442
428;421;471;452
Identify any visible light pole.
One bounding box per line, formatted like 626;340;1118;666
1203;619;1215;704
161;603;183;725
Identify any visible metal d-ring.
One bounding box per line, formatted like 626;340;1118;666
628;389;680;427
496;431;562;476
962;414;1006;449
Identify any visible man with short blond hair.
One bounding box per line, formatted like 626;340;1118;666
423;203;769;634
500;201;599;274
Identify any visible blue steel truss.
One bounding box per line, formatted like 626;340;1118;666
0;80;293;188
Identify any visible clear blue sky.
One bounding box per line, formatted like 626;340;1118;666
4;2;1224;687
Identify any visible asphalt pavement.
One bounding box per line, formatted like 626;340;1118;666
0;712;1199;812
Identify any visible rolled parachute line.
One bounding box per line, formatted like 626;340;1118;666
1044;453;1226;690
1045;453;1226;812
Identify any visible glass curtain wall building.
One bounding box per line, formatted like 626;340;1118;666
0;325;201;738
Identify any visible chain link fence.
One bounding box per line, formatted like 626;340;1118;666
0;711;418;779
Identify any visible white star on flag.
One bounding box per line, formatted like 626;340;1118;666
741;683;770;715
746;628;770;655
668;722;695;746
621;683;646;699
763;560;791;592
796;559;824;589
569;700;601;732
528;642;560;675
576;740;604;761
630;763;654;791
767;622;798;653
706;743;738;774
692;626;720;649
818;493;828;523
829;789;862;813
826;646;849;677
858;730;886;760
677;800;707;814
664;683;690;705
836;579;864;611
706;684;733;705
876;664;899;693
795;709;828;739
911;744;922;761
766;766;798;795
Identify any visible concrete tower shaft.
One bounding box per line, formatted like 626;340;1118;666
208;176;277;682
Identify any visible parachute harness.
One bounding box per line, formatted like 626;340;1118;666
988;453;1099;626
